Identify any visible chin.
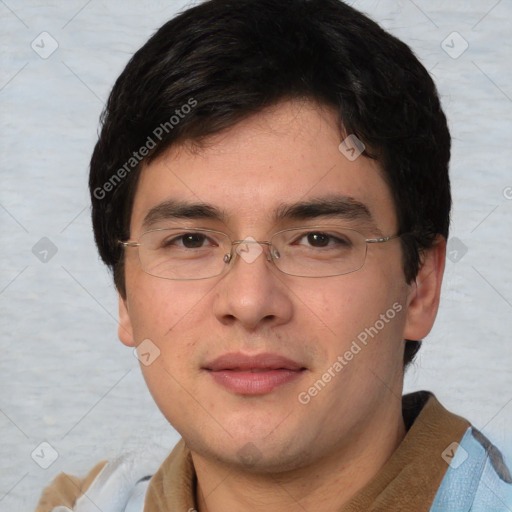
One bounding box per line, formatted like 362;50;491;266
188;429;315;474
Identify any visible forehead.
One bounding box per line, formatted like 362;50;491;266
130;100;397;235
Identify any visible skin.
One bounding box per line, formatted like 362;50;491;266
118;99;446;511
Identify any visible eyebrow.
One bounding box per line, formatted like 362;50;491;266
142;195;379;232
273;196;381;234
142;200;227;230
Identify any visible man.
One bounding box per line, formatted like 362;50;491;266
36;0;512;510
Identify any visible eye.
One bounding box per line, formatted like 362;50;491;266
161;232;212;249
306;232;330;247
296;231;352;248
180;233;208;248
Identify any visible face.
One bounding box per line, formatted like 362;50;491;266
119;100;440;472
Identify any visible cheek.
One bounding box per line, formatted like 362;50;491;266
125;275;209;369
126;278;207;418
292;277;375;333
295;269;407;357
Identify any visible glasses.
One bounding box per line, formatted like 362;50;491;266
118;226;401;280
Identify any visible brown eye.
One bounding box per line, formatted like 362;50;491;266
181;233;207;248
159;232;210;249
307;232;330;247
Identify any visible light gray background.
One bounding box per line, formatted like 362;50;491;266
1;1;511;510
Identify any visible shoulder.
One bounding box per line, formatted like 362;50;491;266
34;446;168;512
431;426;512;512
34;460;107;512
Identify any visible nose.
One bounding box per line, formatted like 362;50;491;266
213;239;293;330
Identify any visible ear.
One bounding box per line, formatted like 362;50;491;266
118;293;136;347
403;236;446;341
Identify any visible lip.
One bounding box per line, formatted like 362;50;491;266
203;353;307;395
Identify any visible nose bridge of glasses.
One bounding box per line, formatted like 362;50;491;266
231;239;272;247
225;238;274;264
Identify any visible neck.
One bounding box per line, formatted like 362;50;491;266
192;400;406;512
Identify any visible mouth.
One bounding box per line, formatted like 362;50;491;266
203;353;307;395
